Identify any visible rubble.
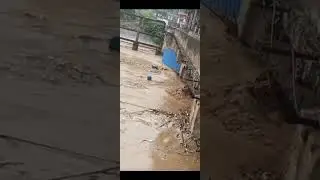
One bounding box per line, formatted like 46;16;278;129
166;86;193;100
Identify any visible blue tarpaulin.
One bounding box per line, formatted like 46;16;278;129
162;48;181;73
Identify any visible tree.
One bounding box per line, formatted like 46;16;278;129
142;19;165;45
120;9;136;20
136;10;155;19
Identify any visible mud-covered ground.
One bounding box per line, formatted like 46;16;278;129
201;6;297;180
0;0;119;179
120;44;200;170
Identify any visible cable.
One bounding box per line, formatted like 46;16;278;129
0;134;119;165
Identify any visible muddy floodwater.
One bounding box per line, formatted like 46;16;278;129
0;0;120;179
120;45;200;170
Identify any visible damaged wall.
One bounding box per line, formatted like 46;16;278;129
237;0;270;47
163;29;200;139
173;30;200;74
163;29;200;74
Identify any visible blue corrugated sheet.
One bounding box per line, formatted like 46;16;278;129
201;0;242;24
162;48;181;73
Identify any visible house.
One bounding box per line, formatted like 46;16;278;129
177;11;188;29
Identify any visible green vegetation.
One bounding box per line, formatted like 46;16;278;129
137;10;154;19
142;19;165;45
120;9;136;20
137;10;165;45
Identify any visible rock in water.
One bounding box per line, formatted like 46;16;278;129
109;36;120;52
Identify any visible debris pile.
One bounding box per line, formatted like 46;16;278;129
42;58;107;85
0;54;111;85
236;168;282;180
166;86;192;100
210;75;288;144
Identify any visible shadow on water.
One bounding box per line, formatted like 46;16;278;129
151;129;200;170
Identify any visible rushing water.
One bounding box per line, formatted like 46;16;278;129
120;47;200;170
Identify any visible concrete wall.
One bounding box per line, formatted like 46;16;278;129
163;29;200;80
163;30;200;138
163;32;179;52
237;0;268;47
234;2;320;179
172;29;200;74
237;0;252;37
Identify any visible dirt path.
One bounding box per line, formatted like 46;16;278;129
120;46;199;170
201;6;296;180
0;0;120;179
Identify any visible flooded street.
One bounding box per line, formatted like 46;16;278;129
0;0;120;179
120;46;200;170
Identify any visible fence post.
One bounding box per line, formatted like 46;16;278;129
156;25;166;55
133;17;143;51
190;99;200;134
156;39;163;55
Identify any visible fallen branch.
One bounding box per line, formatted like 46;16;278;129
120;100;174;117
159;119;173;128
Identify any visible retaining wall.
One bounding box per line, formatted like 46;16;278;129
163;29;200;138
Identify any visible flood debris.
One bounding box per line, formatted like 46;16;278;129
0;161;24;168
40;58;115;86
73;35;105;41
166;86;193;100
235;167;281;180
109;36;120;52
152;64;159;70
24;12;47;20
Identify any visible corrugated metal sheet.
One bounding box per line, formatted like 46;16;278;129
201;0;242;24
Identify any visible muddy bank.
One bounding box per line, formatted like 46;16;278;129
120;46;199;170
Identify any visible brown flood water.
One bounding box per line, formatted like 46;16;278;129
120;46;200;170
0;0;120;179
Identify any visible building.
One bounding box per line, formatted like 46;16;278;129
177;11;188;29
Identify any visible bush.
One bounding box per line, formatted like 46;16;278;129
142;19;165;45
